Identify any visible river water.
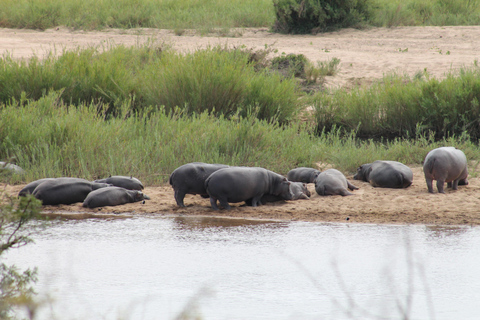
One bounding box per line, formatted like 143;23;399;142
5;216;480;320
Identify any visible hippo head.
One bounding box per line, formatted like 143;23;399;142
134;191;150;201
275;178;293;200
353;163;372;182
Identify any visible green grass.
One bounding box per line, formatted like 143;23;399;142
2;90;480;185
0;0;275;31
311;66;480;140
0;44;301;123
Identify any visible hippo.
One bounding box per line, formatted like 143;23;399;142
245;181;310;206
287;167;321;183
32;179;111;205
82;186;150;208
354;160;413;188
315;169;358;196
18;177;88;197
169;162;229;207
205;167;293;210
423;147;468;193
94;175;144;190
0;161;25;175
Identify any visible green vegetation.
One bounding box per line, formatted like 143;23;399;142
0;193;43;319
312;67;480;140
1;0;480;32
0;0;274;31
0;44;300;123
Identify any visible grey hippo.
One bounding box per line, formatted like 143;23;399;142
83;186;150;208
287;167;321;183
94;175;144;190
354;160;413;188
315;169;358;196
205;166;292;210
169;162;229;207
423;147;468;193
32;179;111;205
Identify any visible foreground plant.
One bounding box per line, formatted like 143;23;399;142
0;193;43;319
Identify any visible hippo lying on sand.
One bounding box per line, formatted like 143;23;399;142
18;177;88;197
315;169;358;196
169;162;229;207
83;186;150;208
245;181;310;206
354;160;413;188
205;167;292;210
423;147;468;193
94;175;144;190
33;179;110;205
287;167;321;183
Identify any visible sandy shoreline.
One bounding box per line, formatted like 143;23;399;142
3;167;480;226
1;26;480;225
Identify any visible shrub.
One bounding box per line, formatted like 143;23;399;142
272;0;371;34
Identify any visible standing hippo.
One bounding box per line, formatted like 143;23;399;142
94;175;144;190
83;186;150;208
32;179;111;205
169;162;229;207
246;181;310;206
287;167;321;183
205;167;293;210
354;160;413;188
423;147;468;193
315;169;358;196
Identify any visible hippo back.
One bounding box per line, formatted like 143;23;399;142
95;175;144;190
33;180;109;205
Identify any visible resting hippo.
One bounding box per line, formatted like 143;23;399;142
423;147;468;193
94;175;144;190
0;161;25;175
246;181;310;205
169;162;229;207
32;179;111;205
18;177;88;197
287;167;321;183
205;167;293;210
82;186;150;208
315;169;358;196
354;160;413;188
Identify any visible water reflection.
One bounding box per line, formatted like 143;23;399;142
5;217;480;320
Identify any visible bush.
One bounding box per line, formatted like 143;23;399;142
272;0;371;34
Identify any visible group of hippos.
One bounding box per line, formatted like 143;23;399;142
15;146;468;210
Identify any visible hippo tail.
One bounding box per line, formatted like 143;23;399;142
424;157;436;175
168;172;174;186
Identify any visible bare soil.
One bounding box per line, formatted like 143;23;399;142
2;26;480;225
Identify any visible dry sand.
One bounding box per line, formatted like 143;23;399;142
1;26;480;225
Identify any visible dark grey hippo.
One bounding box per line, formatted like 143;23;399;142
354;160;413;188
423;147;468;193
18;177;88;197
315;169;358;196
32;179;111;205
169;162;229;207
205;167;293;210
82;186;150;208
287;167;321;183
94;175;144;190
245;181;310;206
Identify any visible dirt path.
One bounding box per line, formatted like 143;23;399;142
1;26;480;225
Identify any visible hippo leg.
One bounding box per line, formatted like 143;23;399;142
452;179;460;190
174;189;186;207
436;180;445;193
447;182;453;188
250;195;263;207
210;197;220;210
347;181;359;190
426;179;434;193
339;189;354;196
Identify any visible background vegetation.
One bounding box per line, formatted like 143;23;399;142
0;0;479;32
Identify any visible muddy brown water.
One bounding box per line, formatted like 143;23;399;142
5;216;480;319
